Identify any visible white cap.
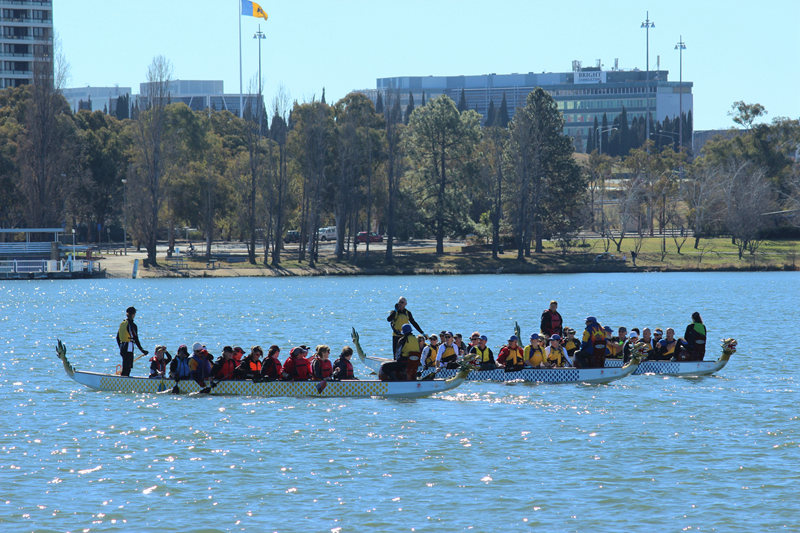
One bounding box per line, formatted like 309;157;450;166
192;342;203;351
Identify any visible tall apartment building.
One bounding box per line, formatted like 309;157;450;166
366;64;693;152
0;0;53;89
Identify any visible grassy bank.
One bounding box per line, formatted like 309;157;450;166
134;237;799;278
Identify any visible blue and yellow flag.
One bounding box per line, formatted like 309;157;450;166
241;0;268;21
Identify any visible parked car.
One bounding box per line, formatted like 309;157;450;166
356;231;383;243
284;230;300;243
318;226;337;241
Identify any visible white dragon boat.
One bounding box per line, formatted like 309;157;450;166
56;340;470;399
353;330;640;385
604;338;737;376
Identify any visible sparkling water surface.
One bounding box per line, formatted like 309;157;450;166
0;272;797;531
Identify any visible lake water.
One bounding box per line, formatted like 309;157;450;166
1;272;797;531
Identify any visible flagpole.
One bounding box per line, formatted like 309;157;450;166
238;0;243;118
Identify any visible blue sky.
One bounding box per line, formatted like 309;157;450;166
55;0;799;130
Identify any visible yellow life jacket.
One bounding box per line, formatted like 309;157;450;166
564;338;579;353
504;345;524;366
473;345;492;364
662;339;678;356
117;320;131;343
424;345;438;367
524;344;545;366
400;334;421;359
440;344;457;362
391;310;410;336
546;346;564;366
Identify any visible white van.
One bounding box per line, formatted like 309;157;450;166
318;226;337;241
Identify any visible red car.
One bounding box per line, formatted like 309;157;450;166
356;231;383;243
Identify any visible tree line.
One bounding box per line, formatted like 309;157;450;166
0;56;797;266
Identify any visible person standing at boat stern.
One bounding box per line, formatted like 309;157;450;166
387;297;425;354
540;300;564;337
684;312;707;361
116;306;148;376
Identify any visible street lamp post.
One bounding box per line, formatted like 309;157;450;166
675;36;687;149
641;12;655;146
253;25;266;130
597;126;618;155
121;178;128;255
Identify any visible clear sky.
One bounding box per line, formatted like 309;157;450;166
55;0;799;130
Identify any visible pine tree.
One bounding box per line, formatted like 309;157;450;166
485;99;496;127
600;113;609;154
586;117;597;153
619;107;630;155
321;87;326;104
421;91;426;106
458;88;467;112
404;92;415;124
496;93;509;128
375;92;384;114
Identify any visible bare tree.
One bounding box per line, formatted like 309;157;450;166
719;161;775;258
132;56;173;266
268;87;291;266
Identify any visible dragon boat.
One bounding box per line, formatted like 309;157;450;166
56;340;470;399
353;330;640;385
604;338;737;377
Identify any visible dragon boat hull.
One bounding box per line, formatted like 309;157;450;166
604;344;735;376
358;354;638;384
57;341;468;399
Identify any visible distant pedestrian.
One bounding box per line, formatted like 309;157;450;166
116;306;148;376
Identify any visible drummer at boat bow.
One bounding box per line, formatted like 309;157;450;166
387;297;425;354
116;306;148;376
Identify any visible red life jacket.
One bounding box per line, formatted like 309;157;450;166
337;358;354;379
284;356;311;380
248;359;262;373
551;312;562;334
262;357;282;379
313;359;332;379
149;356;167;374
216;358;237;379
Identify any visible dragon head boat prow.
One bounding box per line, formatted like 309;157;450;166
56;339;75;377
720;338;737;361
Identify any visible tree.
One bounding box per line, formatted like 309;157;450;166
404;95;481;254
495;93;509;128
485;99;496;128
586;116;597;153
505;87;583;256
457;89;467;112
384;92;404;264
130;55;173;266
404;92;415;125
374;92;384;114
268;92;291;265
719;161;775;258
729;101;767;130
482;122;508;258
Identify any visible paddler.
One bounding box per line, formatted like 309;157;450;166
387;297;425;354
421;334;439;370
497;335;525;372
148;345;172;378
545;334;571;367
116;306;148;376
683;312;707;361
436;331;459;369
580;316;607;368
212;346;237;381
469;334;496;370
332;346;356;380
395;324;422;380
523;333;546;368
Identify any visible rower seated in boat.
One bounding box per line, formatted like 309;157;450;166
524;334;547;368
436;332;460;369
651;328;687;361
212;346;237;381
469;335;496;370
421;335;439;370
283;346;312;381
312;345;333;380
169;344;191;380
235;346;263;381
260;345;282;381
497;335;524;372
545;334;571;367
332;346;356;380
189;342;214;387
148;345;172;378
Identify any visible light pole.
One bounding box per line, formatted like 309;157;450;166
675;36;687;149
253;24;266;130
641;12;655;146
597;126;618;155
121;178;128;255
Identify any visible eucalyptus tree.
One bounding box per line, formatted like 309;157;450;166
404;95;481;254
384;93;404;264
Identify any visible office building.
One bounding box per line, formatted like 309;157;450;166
0;0;53;89
366;63;693;151
138;79;260;117
62;86;132;114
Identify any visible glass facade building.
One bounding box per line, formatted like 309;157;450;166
0;0;53;89
366;67;693;151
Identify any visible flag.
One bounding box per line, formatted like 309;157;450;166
241;0;268;21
